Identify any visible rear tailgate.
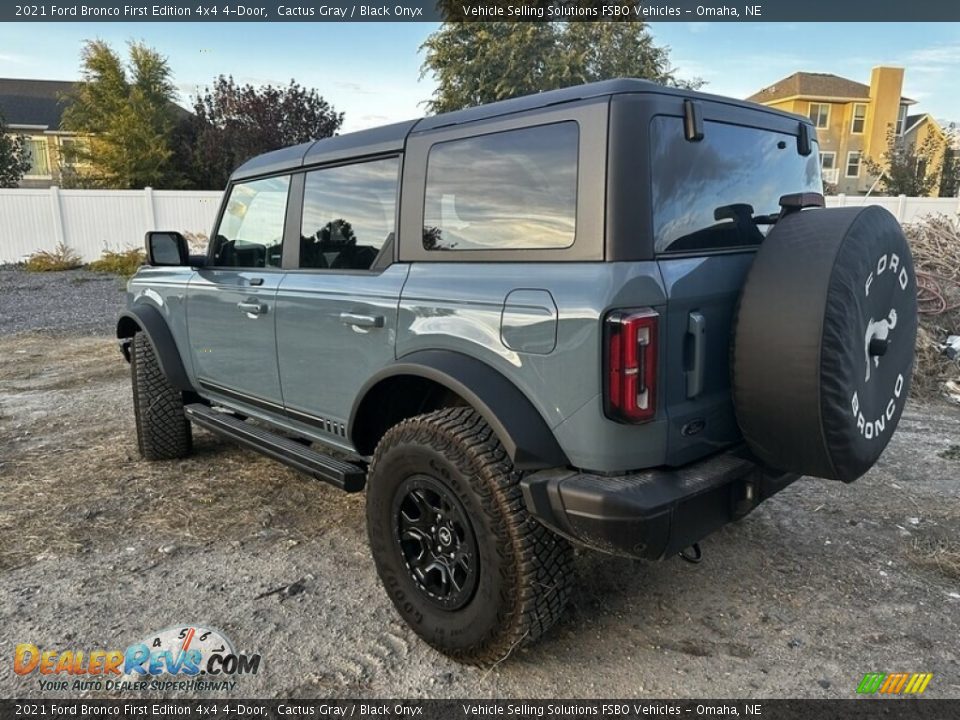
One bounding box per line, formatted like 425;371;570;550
648;114;822;467
658;253;754;466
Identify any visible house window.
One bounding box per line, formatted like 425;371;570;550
895;104;908;135
845;151;862;178
820;151;838;184
808;103;830;129
59;137;90;168
851;104;866;134
24;138;51;177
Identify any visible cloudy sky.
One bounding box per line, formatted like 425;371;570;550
0;22;957;131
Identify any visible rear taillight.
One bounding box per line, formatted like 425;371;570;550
604;309;658;423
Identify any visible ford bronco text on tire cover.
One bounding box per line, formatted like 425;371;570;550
118;80;918;665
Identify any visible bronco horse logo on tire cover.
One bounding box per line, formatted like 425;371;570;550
864;308;897;383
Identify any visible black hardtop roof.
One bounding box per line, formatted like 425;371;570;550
232;78;808;181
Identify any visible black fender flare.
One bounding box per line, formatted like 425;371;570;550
349;350;568;470
116;305;194;392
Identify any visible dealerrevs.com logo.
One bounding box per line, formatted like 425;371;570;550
14;625;260;693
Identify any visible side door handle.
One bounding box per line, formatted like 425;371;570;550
339;312;384;329
237;300;267;317
685;311;706;399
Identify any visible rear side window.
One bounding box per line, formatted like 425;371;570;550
300;157;399;271
651;117;821;254
212;175;290;268
423;122;578;251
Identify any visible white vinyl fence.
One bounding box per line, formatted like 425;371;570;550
0;187;223;263
0;187;958;265
825;194;960;223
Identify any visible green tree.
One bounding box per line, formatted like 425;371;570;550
940;147;959;198
0;112;31;187
61;40;181;188
421;20;702;114
865;128;946;197
187;76;343;189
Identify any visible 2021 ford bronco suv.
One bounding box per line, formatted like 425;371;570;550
118;79;918;664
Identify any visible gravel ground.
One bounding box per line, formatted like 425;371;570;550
0;274;958;700
0;267;126;336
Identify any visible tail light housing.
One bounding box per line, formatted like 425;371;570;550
604;308;658;423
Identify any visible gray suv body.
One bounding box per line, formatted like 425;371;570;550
118;79;918;664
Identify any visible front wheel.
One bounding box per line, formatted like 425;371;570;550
366;407;573;665
130;332;192;461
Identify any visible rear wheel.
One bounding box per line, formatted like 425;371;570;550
131;332;192;461
366;407;573;665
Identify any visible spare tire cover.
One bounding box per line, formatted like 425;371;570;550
732;205;917;482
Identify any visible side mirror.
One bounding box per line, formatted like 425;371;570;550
145;231;189;266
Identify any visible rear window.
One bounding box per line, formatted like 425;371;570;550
651;117;821;254
423;122;578;251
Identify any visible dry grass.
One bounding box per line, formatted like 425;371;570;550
904;215;960;400
23;242;83;272
911;536;960;581
87;248;145;276
0;334;358;572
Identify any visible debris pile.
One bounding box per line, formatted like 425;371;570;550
904;214;960;400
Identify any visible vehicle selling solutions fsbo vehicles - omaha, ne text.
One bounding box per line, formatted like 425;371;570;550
117;79;918;664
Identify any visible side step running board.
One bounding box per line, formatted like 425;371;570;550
184;404;366;492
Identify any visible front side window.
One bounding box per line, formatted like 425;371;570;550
846;151;861;178
423;122;578;251
851;104;866;134
300;157;399;271
211;175;290;268
651;116;821;254
808;103;830;129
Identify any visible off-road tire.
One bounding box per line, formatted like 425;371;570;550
366;407;573;665
131;332;192;461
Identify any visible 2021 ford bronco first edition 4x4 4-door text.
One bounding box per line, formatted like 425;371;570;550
118;79;918;665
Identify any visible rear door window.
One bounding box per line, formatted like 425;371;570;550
651;117;821;253
423;122;578;251
300;157;399;271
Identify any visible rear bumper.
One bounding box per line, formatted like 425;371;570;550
519;448;799;560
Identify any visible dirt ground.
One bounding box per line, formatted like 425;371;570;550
0;329;958;700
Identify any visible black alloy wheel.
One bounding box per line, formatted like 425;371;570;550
393;474;479;610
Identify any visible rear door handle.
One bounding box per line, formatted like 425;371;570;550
685;311;705;399
339;312;384;329
237;301;267;317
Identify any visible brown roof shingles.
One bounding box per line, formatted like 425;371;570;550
748;71;914;105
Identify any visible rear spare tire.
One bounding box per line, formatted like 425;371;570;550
732;205;917;482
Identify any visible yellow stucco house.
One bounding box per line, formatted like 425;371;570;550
749;67;947;196
0;78;94;188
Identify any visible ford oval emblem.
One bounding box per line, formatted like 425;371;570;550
682;419;706;437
